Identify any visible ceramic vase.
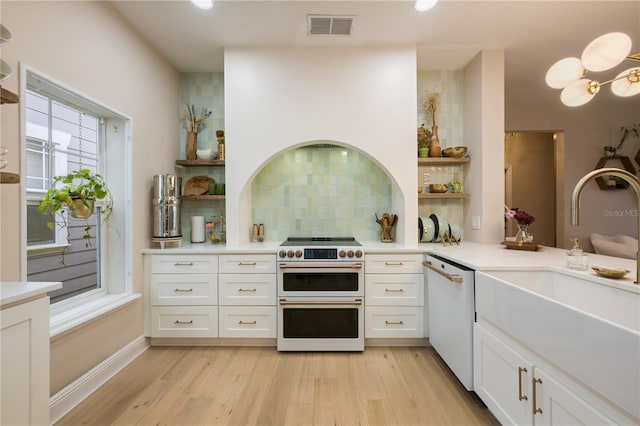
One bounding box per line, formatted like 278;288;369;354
429;126;441;157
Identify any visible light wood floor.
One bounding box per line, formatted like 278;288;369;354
57;346;499;426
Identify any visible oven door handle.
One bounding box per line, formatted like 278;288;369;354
279;263;362;270
279;299;363;306
422;260;463;283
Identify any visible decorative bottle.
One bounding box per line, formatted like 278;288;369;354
567;238;588;270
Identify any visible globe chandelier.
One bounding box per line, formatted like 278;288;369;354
545;32;640;107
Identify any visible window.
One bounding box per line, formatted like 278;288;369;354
24;70;130;307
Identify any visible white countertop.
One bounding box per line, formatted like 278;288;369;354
142;240;638;292
1;281;62;308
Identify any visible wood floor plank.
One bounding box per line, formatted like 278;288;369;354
56;346;498;426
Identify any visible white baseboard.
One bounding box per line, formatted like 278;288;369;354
49;335;149;425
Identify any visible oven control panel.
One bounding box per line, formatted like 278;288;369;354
278;247;363;260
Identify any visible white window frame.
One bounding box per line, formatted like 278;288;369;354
20;65;137;335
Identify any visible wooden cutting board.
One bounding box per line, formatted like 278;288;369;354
184;176;214;196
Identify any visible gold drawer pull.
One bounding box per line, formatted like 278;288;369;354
532;377;543;414
174;288;193;292
174;320;193;325
174;262;194;266
238;320;257;325
238;288;257;292
385;320;404;325
384;262;404;266
385;288;404;293
518;367;528;401
238;262;257;266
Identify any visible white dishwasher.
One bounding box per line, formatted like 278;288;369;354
424;253;475;391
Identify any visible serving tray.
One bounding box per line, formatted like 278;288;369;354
501;240;543;251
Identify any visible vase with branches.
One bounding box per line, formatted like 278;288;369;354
422;89;441;157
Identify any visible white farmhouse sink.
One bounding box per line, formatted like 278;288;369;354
476;269;640;420
482;269;639;332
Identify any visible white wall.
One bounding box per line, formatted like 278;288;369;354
0;1;180;393
506;97;640;249
463;50;506;243
224;47;417;245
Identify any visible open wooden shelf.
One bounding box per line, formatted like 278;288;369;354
181;194;225;201
0;86;19;104
419;192;469;200
0;172;20;184
418;157;469;166
176;159;225;167
592;155;636;190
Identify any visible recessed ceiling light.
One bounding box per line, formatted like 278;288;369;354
415;0;438;12
191;0;213;10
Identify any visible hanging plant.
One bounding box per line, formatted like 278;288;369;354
38;169;113;247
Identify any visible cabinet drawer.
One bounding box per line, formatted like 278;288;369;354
365;274;424;306
150;274;217;306
219;274;276;306
151;255;218;274
365;306;424;338
218;254;276;274
364;254;423;274
150;306;218;337
218;306;276;338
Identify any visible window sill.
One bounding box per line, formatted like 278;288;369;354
50;293;140;340
27;243;70;257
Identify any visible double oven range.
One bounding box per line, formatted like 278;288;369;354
277;237;365;351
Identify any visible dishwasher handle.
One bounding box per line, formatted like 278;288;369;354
423;260;463;283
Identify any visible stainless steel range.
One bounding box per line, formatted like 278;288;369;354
277;237;364;351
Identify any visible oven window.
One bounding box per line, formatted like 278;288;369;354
282;272;359;292
283;308;359;338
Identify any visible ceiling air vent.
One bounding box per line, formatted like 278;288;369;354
307;15;354;36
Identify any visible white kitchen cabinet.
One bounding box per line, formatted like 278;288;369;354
148;254;218;338
218;306;276;338
218;254;276;338
474;323;617;426
1;282;60;426
365;306;424;338
151;306;218;337
364;254;424;339
365;254;423;274
474;323;536;425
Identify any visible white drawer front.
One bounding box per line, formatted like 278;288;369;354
151;274;217;306
218;306;276;338
151;255;218;274
365;306;424;338
151;306;218;337
365;274;424;306
218;274;276;306
364;254;423;274
218;254;276;274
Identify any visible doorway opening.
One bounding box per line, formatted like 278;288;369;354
504;132;565;247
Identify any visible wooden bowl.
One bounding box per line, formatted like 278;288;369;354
429;183;448;193
442;146;468;158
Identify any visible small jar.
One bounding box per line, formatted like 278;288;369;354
567;238;588;270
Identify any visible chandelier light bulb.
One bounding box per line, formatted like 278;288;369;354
581;32;632;72
545;57;585;89
415;0;438;12
560;79;596;107
611;68;640;97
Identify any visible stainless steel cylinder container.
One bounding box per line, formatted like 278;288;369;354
152;174;182;238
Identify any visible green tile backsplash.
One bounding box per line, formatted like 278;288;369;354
251;145;392;242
